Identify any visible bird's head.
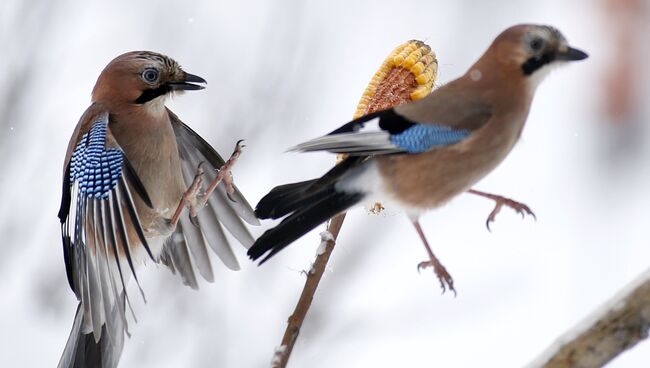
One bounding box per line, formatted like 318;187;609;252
91;51;206;112
472;24;588;89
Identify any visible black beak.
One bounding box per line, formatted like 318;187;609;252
168;72;207;91
556;46;589;61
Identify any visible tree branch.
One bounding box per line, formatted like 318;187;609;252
530;268;650;368
272;214;346;368
270;40;438;368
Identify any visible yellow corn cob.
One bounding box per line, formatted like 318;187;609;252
353;40;438;119
345;40;438;213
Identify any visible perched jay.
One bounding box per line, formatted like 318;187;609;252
248;24;588;294
57;51;257;368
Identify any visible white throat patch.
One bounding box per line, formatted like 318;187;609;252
527;62;563;91
143;94;168;117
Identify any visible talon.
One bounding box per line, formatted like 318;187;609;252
226;192;237;203
468;189;535;230
412;221;456;296
485;203;501;232
234;139;246;152
196;140;244;209
417;261;427;273
197;161;206;171
416;260;456;296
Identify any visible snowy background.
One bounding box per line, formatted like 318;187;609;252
1;0;649;367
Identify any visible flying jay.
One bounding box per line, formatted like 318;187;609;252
57;51;257;368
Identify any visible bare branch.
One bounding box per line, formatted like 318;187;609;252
272;214;346;368
530;268;650;368
271;40;438;368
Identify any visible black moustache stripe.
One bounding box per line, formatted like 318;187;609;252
135;85;171;104
522;52;555;76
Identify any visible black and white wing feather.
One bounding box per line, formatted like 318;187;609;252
58;111;154;349
290;109;472;155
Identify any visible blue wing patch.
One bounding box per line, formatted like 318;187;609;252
390;124;471;153
70;120;124;199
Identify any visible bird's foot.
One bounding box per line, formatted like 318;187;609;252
197;140;245;207
467;189;536;231
169;163;205;227
417;258;456;296
484;196;536;231
168;140;244;228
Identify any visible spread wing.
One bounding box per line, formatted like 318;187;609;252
58;109;154;344
290;108;473;155
163;110;258;286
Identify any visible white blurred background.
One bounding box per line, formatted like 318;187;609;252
1;0;649;366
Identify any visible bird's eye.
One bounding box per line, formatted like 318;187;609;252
142;69;159;83
529;37;544;52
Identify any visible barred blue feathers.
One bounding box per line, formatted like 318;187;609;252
390;124;470;153
70;121;124;199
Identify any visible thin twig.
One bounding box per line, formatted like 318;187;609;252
271;41;437;368
273;213;346;368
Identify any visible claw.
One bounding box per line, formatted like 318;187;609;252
417;262;426;274
197;140;245;208
468;189;535;231
412;220;457;296
226;192;237;203
416;260;456;296
168;141;245;229
485;202;504;232
197;161;206;172
234;139;246;152
189;214;200;227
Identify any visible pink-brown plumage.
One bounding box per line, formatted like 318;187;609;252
249;24;588;294
58;51;256;368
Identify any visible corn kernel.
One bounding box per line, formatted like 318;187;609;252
410;86;430;101
410;62;425;75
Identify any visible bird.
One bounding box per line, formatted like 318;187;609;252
247;24;588;295
57;51;258;368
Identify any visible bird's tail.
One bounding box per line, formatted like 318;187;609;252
58;298;125;368
248;180;364;263
254;180;320;220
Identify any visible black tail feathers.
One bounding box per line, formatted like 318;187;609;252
58;301;124;368
248;182;364;263
254;156;369;221
254;180;318;220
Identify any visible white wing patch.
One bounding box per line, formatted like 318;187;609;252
289;117;404;155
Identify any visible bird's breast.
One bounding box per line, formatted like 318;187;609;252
111;112;186;228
